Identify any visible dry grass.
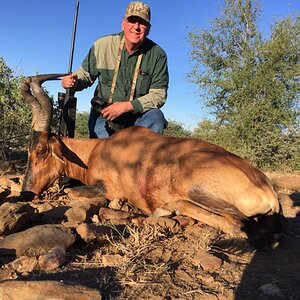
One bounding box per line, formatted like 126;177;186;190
90;222;230;299
104;223;177;278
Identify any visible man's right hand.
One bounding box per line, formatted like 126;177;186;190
61;73;78;89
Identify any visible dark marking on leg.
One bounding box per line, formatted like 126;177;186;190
66;180;107;198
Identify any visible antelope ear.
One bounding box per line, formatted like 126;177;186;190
48;136;65;164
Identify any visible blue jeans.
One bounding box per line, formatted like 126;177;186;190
88;108;168;138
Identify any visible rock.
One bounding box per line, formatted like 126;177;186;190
0;224;76;256
259;283;285;299
99;206;144;224
65;198;107;224
278;192;300;217
102;254;124;267
38;246;66;270
108;198;124;210
200;274;216;286
147;247;164;262
0;202;35;236
36;205;71;224
99;207;132;221
119;204;132;212
191;250;222;271
108;217;130;225
161;249;172;263
0;175;22;194
7;248;66;273
279;192;294;207
10;180;22;194
62;220;81;228
0;280;102;299
184;222;217;241
36;202;55;213
65;187;107;204
271;173;300;191
131;216;146;225
91;214;101;223
173;215;196;227
9;256;38;274
144;216;179;231
175;269;193;283
0;160;10;172
76;223;124;243
148;247;172;263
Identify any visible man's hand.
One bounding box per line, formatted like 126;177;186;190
61;73;78;89
101;102;134;121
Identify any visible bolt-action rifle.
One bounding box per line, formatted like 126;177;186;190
57;0;79;137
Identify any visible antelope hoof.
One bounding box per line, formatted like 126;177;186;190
152;208;173;218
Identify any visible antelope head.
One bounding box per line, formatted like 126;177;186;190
20;74;67;199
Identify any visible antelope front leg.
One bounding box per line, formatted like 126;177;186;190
65;181;107;199
161;199;252;238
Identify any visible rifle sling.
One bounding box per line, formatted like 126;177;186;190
108;35;143;104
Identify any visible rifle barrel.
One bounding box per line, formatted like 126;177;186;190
68;1;79;74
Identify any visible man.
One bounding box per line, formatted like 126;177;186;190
62;1;169;138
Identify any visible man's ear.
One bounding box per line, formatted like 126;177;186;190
48;136;65;164
146;24;151;36
121;19;126;31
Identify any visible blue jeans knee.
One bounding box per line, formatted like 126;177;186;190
134;109;167;134
88;108;167;138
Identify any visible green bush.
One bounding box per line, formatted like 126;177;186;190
164;120;192;138
0;57;31;159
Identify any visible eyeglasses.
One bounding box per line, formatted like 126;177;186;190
126;16;149;29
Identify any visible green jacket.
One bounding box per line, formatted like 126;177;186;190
75;32;169;114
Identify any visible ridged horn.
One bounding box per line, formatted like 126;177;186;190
21;73;68;132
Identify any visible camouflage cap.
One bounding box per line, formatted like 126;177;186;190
124;1;151;24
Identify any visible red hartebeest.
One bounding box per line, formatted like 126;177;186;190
20;74;286;244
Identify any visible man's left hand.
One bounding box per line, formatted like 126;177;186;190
101;102;134;121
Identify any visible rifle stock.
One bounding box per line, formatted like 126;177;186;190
57;89;77;137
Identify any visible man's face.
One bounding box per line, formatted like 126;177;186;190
122;16;150;48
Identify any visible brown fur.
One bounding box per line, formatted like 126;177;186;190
21;74;286;242
22;126;285;240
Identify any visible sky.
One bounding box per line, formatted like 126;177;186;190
1;0;299;130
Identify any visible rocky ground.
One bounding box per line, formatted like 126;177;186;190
0;156;300;300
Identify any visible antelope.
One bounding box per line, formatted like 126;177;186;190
20;74;286;244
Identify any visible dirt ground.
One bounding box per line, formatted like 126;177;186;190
0;156;300;300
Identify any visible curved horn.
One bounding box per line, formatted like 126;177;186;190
21;73;68;132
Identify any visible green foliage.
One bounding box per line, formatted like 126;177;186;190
0;57;31;159
75;111;89;138
51;98;60;134
164;120;192;138
188;0;300;170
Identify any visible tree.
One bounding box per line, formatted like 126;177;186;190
0;57;31;159
75;111;89;138
188;0;300;170
164;120;192;138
